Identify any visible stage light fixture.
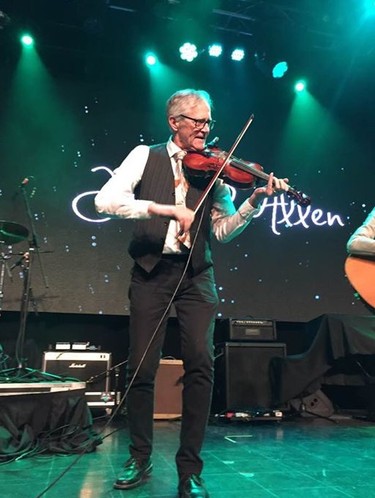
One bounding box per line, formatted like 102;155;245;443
295;80;306;92
254;52;288;79
231;48;245;61
272;61;288;78
145;52;158;66
208;44;223;57
179;42;198;62
21;34;34;46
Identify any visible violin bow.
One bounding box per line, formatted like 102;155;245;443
177;114;255;241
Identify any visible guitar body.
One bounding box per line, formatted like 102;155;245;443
345;255;375;309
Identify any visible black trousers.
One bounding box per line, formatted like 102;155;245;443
126;257;218;478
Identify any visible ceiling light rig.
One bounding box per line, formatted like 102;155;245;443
178;41;246;62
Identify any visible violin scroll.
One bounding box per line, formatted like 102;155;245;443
286;187;311;207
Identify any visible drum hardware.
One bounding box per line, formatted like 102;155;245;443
0;221;29;315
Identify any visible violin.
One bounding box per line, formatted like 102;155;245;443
183;146;311;207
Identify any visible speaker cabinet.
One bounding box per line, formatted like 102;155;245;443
213;342;287;412
42;351;114;407
154;359;183;419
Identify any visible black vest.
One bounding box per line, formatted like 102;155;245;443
128;143;215;274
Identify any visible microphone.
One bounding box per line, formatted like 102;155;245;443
10;255;27;271
20;177;29;187
206;136;219;148
13;176;36;200
20;176;36;197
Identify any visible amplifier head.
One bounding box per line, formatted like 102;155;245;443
228;318;276;342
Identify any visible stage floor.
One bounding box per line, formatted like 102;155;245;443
1;411;375;498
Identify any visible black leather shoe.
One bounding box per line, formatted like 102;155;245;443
178;474;209;498
113;457;152;490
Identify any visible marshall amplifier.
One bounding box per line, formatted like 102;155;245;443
227;318;276;342
42;351;115;407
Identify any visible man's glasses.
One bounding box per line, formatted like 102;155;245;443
179;114;216;130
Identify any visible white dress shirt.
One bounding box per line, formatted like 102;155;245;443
95;138;259;253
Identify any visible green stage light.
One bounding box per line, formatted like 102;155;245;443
364;0;375;16
179;43;198;62
21;34;34;46
231;48;245;61
208;44;223;57
145;53;158;66
272;61;288;78
295;80;306;92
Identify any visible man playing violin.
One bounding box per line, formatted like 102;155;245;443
95;88;289;498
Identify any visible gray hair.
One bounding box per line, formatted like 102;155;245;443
166;89;213;119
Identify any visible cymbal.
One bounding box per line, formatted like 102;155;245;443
0;221;29;245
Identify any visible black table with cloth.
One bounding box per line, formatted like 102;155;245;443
271;314;375;407
0;386;102;461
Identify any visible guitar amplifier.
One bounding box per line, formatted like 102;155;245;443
154;359;183;419
226;318;276;342
42;351;115;407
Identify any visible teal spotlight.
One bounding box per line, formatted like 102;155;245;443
208;44;223;57
179;42;198;62
145;52;158;66
21;34;34;46
364;0;375;16
294;80;306;92
231;48;245;61
272;61;288;78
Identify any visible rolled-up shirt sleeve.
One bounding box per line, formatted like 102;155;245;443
347;207;375;256
94;145;155;219
211;179;259;243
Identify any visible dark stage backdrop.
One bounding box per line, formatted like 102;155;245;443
0;26;373;322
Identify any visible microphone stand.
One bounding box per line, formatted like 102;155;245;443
0;182;57;381
0;242;13;316
20;180;49;291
